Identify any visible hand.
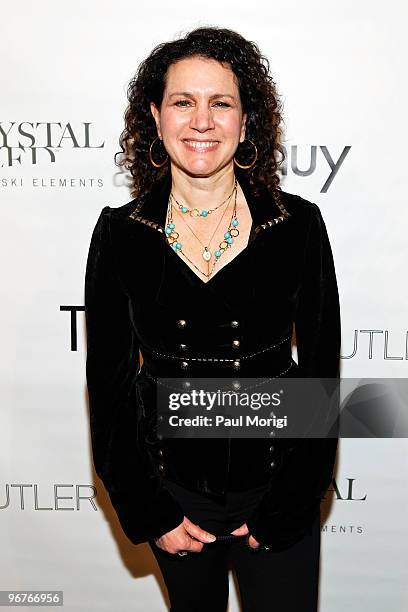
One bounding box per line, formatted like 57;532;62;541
230;522;261;549
154;516;216;555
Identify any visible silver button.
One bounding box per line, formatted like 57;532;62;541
181;361;189;369
158;463;165;472
269;445;275;452
232;360;241;370
270;460;276;469
183;380;191;389
232;340;240;349
177;319;187;328
231;320;239;328
231;380;241;390
179;343;187;351
158;449;164;457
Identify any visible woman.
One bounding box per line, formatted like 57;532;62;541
85;26;341;612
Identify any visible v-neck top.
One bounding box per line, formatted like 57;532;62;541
158;220;260;306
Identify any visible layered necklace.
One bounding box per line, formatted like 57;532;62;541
164;177;240;280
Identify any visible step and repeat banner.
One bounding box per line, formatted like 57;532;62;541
1;2;407;611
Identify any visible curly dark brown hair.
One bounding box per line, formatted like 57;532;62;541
116;26;286;203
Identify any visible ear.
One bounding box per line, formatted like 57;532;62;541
150;102;162;138
240;112;247;142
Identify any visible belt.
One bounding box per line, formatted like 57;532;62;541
141;333;294;379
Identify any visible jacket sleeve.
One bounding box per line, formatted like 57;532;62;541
84;206;185;545
245;202;341;552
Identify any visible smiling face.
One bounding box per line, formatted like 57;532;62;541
150;55;247;178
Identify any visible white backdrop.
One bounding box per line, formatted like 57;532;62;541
1;1;407;610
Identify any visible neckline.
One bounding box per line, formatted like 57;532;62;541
128;172;291;287
164;219;257;287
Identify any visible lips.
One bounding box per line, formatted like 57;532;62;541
182;139;220;151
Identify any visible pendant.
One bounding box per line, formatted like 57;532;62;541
202;247;212;261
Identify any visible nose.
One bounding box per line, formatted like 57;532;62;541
189;102;215;132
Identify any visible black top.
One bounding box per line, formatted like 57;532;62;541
84;172;341;550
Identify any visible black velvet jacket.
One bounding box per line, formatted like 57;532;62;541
84;171;341;552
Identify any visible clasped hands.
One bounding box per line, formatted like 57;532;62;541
154;516;260;554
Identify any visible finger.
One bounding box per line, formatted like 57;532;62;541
248;535;260;549
230;523;249;536
184;520;216;543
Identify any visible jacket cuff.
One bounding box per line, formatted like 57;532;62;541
107;484;185;546
245;436;337;552
245;496;321;552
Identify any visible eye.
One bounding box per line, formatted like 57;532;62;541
174;100;230;108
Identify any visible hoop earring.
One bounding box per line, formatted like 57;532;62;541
149;136;168;168
233;139;258;169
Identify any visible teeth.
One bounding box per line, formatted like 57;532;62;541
184;140;219;149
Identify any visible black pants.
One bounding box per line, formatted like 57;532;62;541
149;478;321;612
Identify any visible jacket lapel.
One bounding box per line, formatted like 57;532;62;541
128;172;291;235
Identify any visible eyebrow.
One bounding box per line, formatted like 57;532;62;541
169;91;236;100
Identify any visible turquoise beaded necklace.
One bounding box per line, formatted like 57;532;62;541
171;179;236;218
165;177;240;280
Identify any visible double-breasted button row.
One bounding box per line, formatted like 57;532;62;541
230;321;240;354
269;444;276;469
157;447;165;473
176;321;188;368
231;320;241;350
